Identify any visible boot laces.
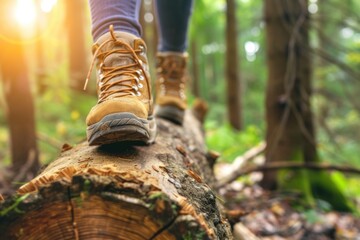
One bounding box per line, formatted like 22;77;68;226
84;25;149;103
158;57;186;99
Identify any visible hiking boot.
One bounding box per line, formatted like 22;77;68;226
85;26;156;145
155;52;188;125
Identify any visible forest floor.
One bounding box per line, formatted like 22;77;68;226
216;163;360;240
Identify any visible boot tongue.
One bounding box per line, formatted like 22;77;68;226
96;31;139;96
103;53;135;68
168;58;185;80
102;31;138;67
158;53;186;80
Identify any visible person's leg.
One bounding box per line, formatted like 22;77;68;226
154;0;193;52
89;0;142;41
154;0;193;125
85;0;156;145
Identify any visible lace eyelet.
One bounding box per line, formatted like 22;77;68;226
132;85;139;91
138;83;143;89
136;91;142;96
139;45;145;55
180;90;186;99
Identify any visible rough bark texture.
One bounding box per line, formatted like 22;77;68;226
261;0;317;189
0;111;232;240
225;0;242;130
0;1;40;187
65;0;88;91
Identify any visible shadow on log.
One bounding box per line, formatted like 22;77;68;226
0;108;232;240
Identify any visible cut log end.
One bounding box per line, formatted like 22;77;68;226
2;174;230;239
4;176;211;240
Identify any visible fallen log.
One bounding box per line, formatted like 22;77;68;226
0;109;233;240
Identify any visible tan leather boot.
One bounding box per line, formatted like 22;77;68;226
85;26;156;145
155;52;188;125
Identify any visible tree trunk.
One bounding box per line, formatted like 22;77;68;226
0;110;233;239
261;0;355;212
65;0;88;91
225;0;242;130
0;1;40;190
261;0;315;191
35;1;48;95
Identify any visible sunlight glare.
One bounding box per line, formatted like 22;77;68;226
245;41;260;62
41;0;58;13
14;0;36;27
308;3;318;14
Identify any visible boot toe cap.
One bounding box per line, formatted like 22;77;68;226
86;97;148;126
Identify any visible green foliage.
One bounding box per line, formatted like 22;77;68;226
309;171;355;212
277;150;315;206
303;209;322;224
36;83;96;164
148;191;166;200
183;230;205;240
205;122;262;162
0;194;29;216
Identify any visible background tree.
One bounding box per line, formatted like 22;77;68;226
35;0;48;95
0;0;39;192
261;0;315;191
64;0;88;91
261;0;353;210
225;0;242;130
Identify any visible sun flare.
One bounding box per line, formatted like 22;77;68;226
40;0;58;13
14;0;37;27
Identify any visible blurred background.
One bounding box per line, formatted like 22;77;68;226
0;0;359;207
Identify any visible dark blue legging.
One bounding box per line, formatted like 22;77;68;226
89;0;193;53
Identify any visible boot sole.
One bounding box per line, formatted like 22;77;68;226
155;105;184;125
87;112;156;146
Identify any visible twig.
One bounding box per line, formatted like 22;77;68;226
216;142;266;188
313;48;360;81
37;132;63;149
233;222;261;240
12;149;37;183
232;162;360;179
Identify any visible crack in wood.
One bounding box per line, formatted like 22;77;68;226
148;214;178;240
67;187;79;240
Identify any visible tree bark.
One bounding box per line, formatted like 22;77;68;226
261;0;316;190
0;111;233;239
65;0;88;91
225;0;242;130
